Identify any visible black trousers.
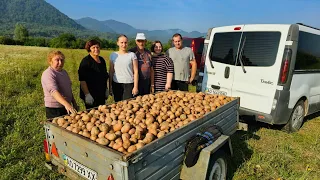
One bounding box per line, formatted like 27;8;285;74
171;80;188;91
112;81;134;102
138;78;151;96
46;107;67;119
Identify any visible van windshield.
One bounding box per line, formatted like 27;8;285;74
209;32;281;66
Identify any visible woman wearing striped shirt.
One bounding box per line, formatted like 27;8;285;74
151;41;174;92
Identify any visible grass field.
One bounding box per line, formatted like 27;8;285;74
0;45;319;180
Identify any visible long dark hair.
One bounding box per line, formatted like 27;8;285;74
151;40;163;53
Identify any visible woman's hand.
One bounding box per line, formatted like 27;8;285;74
165;83;171;91
85;93;94;105
132;87;139;96
64;103;77;114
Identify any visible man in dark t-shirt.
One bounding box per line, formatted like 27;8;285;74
129;33;153;95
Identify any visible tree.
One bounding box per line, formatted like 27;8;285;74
0;36;15;45
49;33;76;48
14;23;29;43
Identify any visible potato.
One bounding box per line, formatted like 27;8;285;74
90;135;97;141
109;141;115;148
113;122;123;132
127;145;137;153
99;123;109;132
72;127;80;134
86;122;94;131
96;138;109;146
115;131;122;137
121;123;131;133
91;126;100;136
145;117;154;125
128;128;136;135
105;117;112;125
82;114;90;122
157;131;166;138
160;122;169;131
143;133;154;144
136;142;145;150
118;147;125;153
62;122;69;129
66;126;73;131
122;140;131;149
75;115;81;120
57;118;66;126
130;137;137;144
98;131;107;138
105;133;117;141
149;128;158;136
112;143;122;150
122;133;130;141
83;131;91;138
90;117;97;123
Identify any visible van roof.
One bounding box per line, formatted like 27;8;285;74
209;23;319;30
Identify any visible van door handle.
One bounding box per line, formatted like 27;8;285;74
224;66;230;79
211;85;220;89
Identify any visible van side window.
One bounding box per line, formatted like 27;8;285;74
236;32;281;67
209;32;241;65
295;31;320;71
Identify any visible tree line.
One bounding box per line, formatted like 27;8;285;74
0;23;172;51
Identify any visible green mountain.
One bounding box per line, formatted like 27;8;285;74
0;0;117;39
75;18;206;42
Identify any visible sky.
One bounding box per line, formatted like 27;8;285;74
45;0;320;33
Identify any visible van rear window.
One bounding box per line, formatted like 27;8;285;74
209;32;281;67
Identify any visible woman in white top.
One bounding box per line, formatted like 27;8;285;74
109;34;139;102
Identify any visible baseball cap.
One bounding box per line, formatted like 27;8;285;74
135;33;146;40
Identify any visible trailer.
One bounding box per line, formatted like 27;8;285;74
43;94;240;180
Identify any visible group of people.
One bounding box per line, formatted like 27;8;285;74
41;33;197;119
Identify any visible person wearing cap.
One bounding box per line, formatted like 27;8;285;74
129;33;154;95
166;33;197;91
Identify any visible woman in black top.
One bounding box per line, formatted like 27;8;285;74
151;41;174;92
78;40;109;109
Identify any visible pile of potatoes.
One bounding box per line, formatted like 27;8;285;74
52;91;235;154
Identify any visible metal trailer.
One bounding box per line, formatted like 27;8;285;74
44;97;239;180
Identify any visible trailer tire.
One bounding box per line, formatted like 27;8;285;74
207;150;227;180
284;100;305;133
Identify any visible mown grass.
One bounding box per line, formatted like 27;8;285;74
0;45;319;180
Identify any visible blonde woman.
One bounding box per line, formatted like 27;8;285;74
109;34;139;102
41;50;78;118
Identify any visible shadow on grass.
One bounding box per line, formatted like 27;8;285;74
227;116;263;180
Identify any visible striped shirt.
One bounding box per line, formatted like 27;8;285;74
152;53;174;92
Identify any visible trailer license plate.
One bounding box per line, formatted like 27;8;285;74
206;88;227;95
63;154;98;180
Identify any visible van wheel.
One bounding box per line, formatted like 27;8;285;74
207;150;227;180
285;100;305;132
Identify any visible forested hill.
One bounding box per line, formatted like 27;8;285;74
0;0;116;39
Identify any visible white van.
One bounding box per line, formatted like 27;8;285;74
197;23;320;132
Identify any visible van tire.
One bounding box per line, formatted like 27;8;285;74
284;100;305;133
207;150;227;180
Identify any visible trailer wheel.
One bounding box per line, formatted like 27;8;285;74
207;150;227;180
285;100;305;133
